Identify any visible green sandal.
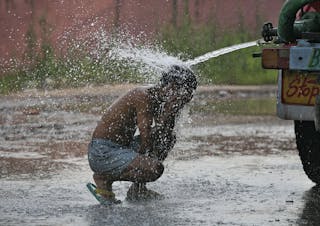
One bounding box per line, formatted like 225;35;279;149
86;183;121;205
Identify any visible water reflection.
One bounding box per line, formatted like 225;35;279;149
85;201;176;226
299;186;320;225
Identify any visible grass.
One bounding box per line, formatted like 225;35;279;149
0;19;277;94
191;98;277;116
19;95;276;116
159;22;277;85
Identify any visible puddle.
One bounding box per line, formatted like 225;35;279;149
0;86;316;225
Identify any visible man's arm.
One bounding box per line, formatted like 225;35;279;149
151;100;179;161
136;105;154;155
155;95;182;134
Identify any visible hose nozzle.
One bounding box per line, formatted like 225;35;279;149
262;22;278;42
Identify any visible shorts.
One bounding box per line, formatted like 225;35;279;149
88;138;139;176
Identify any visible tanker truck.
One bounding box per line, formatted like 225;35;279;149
259;0;320;184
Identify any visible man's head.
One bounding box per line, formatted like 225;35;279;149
160;65;197;91
159;65;197;109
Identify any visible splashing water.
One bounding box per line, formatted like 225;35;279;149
67;27;186;83
107;41;185;82
62;22;259;84
63;22;258;83
185;40;258;66
107;39;258;78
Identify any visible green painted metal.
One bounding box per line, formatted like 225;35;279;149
278;0;320;43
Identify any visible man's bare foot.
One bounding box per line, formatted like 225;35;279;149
87;183;121;205
96;187;121;204
126;183;164;201
92;174;121;204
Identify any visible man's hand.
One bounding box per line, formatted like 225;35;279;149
150;127;176;161
164;94;184;115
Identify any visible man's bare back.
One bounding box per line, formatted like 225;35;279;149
93;87;156;154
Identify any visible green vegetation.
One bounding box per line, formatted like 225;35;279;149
0;39;145;94
191;98;277;116
0;16;277;94
159;21;277;85
0;15;145;94
17;96;276;116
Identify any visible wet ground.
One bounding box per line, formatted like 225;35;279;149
0;85;318;226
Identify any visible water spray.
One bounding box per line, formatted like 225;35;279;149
185;41;258;67
108;39;258;82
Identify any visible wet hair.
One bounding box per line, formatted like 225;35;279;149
160;65;197;90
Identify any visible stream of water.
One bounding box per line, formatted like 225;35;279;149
107;39;258;79
185;40;258;66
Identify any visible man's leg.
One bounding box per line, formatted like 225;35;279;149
93;173;121;203
119;155;164;182
93;173;113;192
119;155;164;200
119;129;175;201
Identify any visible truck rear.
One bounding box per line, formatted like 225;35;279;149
260;0;320;183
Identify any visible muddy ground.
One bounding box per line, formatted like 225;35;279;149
0;85;318;226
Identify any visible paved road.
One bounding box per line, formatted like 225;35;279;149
0;86;317;226
0;118;316;226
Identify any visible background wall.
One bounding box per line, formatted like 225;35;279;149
0;0;285;65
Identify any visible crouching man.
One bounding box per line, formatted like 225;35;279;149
87;65;197;204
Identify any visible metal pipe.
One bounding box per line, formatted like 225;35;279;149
278;0;320;43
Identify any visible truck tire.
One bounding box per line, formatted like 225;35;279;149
295;120;320;184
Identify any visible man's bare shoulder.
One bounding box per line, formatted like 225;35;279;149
126;86;152;100
121;86;153;110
